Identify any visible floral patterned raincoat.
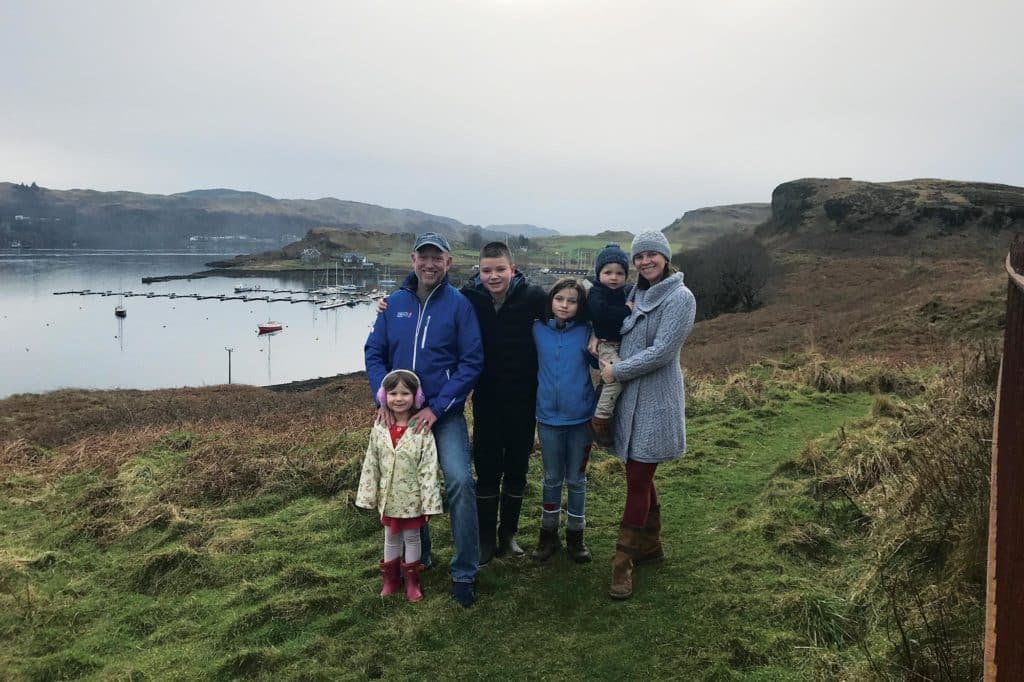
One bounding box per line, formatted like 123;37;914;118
356;422;443;519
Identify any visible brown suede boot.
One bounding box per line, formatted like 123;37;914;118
609;524;644;600
635;505;664;565
590;416;614;448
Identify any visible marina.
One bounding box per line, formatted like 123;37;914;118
52;287;380;307
2;249;379;398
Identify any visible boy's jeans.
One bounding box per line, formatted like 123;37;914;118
537;422;591;528
594;340;622;419
420;412;479;584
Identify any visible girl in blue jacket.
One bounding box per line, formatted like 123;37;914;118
530;278;596;564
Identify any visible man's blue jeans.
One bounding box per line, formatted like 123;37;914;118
537;422;590;526
421;411;479;583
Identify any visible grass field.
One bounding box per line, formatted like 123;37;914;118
4;356;986;680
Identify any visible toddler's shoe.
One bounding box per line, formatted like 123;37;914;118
590;416;614;448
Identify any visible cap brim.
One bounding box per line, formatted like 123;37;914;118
415;241;450;252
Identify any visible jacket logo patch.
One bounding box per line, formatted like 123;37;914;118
397;311;413;318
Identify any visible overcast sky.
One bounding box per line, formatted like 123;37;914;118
2;1;1022;233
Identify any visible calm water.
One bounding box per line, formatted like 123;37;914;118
0;250;378;399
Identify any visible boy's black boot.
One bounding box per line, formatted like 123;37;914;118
477;493;499;566
566;528;593;563
531;527;561;562
496;490;526;558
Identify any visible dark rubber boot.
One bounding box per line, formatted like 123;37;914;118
497;533;526;558
566;528;593;563
496;492;526;558
531;527;561;563
477;493;499;566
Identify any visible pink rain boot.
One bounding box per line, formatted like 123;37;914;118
379;558;401;596
402;561;424;602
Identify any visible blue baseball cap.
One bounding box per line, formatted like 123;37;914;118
413;232;451;253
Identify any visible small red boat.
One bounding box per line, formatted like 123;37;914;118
257;321;283;335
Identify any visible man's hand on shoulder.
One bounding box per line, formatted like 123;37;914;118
410;407;438;434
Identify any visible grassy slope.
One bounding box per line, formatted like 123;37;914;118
1;380;873;680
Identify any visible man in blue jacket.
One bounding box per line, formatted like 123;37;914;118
364;232;484;607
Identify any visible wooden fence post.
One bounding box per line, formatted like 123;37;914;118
985;235;1024;679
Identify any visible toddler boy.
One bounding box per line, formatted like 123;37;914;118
587;243;633;447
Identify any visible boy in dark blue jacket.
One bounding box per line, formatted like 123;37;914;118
364;232;484;607
586;243;633;447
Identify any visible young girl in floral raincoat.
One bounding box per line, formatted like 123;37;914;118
356;369;443;602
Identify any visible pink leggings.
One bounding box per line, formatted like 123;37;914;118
622;460;659;527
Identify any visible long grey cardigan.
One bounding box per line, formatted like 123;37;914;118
611;272;696;463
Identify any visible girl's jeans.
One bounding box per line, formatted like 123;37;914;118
537;422;591;530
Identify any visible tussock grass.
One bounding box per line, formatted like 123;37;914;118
769;344;997;680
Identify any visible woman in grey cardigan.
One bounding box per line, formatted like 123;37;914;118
598;230;695;600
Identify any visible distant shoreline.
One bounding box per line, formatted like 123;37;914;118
265;369;366;393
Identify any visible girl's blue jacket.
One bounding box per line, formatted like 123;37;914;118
365;273;483;418
532;318;597;426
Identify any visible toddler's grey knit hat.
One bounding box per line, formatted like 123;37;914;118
630;230;672;261
594;243;629;277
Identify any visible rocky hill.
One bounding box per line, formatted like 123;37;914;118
761;177;1024;241
0;183;471;249
662;203;770;247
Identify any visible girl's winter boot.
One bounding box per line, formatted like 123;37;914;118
531;527;561;562
401;561;424;602
380;558;401;597
566;529;593;563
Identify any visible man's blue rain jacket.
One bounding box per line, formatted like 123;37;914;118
364;273;484;418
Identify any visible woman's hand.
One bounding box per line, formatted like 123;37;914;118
626;300;634;311
599;359;616;384
375;297;388;314
588;334;600;357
